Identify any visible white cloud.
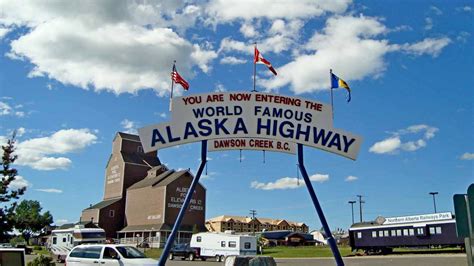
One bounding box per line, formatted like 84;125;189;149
400;37;451;57
251;173;328;190
309;174;329;183
55;219;69;225
456;6;472;12
158;112;167;118
205;0;351;22
240;23;258;38
345;175;358;182
220;56;247;65
0;26;10;39
35;188;63;193
429;6;443;16
424;17;433;30
215;83;227;92
0;101;12;115
220;19;303;56
9;175;30;190
16;127;26;137
460;153;474;160
369;124;438;154
1;1;216;96
259;15;450;93
260;15;392;93
121;119;139;134
251;177;303;190
369;137;401;154
219;38;251;54
457;31;470;43
14;128;97;170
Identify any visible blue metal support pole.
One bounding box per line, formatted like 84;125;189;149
158;140;207;266
297;144;344;266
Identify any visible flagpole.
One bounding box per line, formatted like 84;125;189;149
330;69;334;121
169;60;176;112
252;42;257;92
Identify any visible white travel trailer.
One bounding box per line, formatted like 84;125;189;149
190;232;257;262
50;225;105;261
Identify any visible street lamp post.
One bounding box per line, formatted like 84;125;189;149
429;192;439;213
348;201;356;224
356;195;365;222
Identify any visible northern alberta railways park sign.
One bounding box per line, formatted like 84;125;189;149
139;92;362;160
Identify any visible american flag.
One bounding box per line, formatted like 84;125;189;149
171;67;189;90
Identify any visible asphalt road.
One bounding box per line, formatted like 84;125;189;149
159;254;467;266
27;254;468;266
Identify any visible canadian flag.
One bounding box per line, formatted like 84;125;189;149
254;47;277;76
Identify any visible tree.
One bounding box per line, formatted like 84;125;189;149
13;200;53;243
0;133;27;241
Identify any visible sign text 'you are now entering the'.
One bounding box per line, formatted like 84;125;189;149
139;92;362;160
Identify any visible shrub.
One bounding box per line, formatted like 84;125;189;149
27;255;54;266
9;235;26;246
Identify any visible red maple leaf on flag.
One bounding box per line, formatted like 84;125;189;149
254;47;277;75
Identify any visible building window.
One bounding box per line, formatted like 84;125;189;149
429;227;436;235
137;146;143;153
372;231;377;238
396;229;402;236
109;210;115;217
416;228;424;235
403;229;408;236
197;236;202;242
221;241;226;247
229;241;236;248
357;232;362;239
409;229;414;236
435;227;442;234
244;242;251;249
53;237;57;244
391;230;396;236
378;231;383;237
384;230;389;237
63;238;66;242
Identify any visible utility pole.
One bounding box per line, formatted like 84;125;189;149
356;195;365;222
348;201;356;224
429;192;438;213
249;210;257;235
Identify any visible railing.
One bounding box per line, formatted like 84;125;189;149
118;236;191;248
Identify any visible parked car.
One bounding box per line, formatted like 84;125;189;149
66;244;157;265
0;243;12;248
169;243;200;261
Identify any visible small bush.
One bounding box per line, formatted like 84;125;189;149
9;235;26;246
27;255;54;266
33;246;43;250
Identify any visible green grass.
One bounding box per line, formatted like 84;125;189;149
144;248;163;259
143;246;352;259
392;247;463;254
261;246;352;258
31;246;51;256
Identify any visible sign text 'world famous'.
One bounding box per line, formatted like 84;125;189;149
139;92;362;160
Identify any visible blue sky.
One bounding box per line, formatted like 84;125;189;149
0;0;472;232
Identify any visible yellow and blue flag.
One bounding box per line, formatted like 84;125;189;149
331;73;351;102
